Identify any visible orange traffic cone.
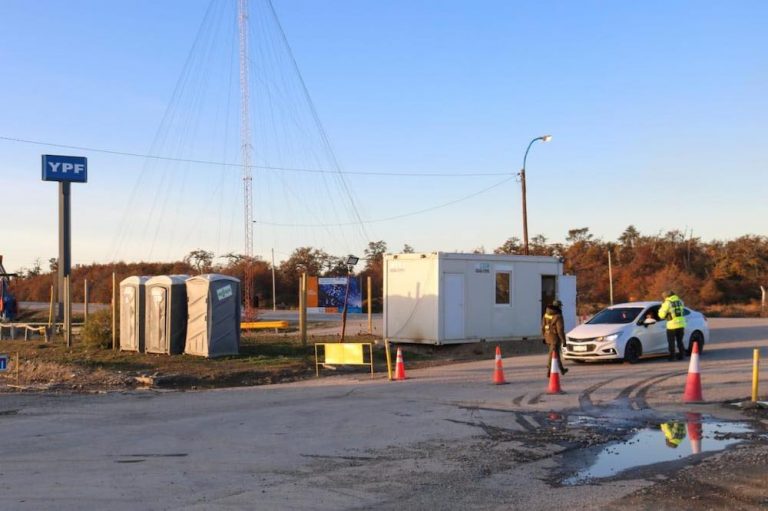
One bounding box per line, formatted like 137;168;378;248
394;347;407;381
492;345;507;385
683;341;704;403
686;412;703;455
547;351;564;394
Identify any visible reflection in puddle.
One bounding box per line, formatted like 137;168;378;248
564;416;754;485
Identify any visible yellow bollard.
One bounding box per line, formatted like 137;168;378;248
384;338;393;381
752;349;760;402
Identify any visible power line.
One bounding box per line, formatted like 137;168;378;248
0;135;513;177
255;174;516;227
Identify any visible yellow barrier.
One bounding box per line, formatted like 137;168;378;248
314;343;374;378
241;321;289;330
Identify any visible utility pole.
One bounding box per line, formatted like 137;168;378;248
271;248;277;312
519;135;551;255
608;250;614;306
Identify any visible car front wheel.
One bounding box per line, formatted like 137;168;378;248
623;338;642;364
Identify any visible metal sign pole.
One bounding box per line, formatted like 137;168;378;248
57;181;71;321
65;275;71;347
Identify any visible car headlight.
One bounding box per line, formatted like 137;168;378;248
596;333;620;342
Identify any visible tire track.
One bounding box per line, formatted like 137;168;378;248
527;393;544;405
578;375;623;411
632;371;686;409
455;405;539;433
616;371;678;400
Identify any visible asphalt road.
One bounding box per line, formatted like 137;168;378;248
0;318;766;510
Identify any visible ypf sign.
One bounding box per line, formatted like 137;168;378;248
42;155;88;183
41;154;87;346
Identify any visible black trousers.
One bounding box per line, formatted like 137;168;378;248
667;328;685;358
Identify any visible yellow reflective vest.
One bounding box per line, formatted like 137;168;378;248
661;421;686;447
659;295;687;330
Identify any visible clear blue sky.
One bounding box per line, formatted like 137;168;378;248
1;0;766;273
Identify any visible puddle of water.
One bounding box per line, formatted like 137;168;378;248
563;419;754;485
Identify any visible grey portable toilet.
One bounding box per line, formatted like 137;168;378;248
184;274;241;358
145;275;189;355
119;276;149;352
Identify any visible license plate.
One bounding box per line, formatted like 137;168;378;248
573;345;587;352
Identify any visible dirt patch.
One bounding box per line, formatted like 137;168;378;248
0;331;541;392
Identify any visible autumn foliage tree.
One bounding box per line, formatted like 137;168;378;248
9;228;767;315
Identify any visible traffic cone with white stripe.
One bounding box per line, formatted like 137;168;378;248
394;347;407;381
547;351;564;394
492;345;507;385
686;412;703;454
683;341;704;403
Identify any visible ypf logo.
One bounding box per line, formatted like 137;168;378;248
41;155;88;183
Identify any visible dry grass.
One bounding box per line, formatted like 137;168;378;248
0;331;385;391
700;302;765;318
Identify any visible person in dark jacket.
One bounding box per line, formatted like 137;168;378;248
542;299;568;377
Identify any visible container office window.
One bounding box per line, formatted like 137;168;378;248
495;272;510;304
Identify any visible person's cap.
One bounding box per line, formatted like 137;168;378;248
551;299;562;307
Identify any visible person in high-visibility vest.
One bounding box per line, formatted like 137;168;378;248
660;421;686;448
658;290;687;361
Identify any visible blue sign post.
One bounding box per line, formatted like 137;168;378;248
42;155;88;347
42;155;88;183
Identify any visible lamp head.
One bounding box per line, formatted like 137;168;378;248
541;135;552;142
345;255;359;267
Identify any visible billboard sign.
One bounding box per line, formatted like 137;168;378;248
41;155;88;183
310;277;362;313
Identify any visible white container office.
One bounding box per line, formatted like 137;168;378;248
184;274;240;358
119;276;149;352
144;275;189;355
383;252;576;345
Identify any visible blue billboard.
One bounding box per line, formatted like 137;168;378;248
42;155;88;183
318;277;362;313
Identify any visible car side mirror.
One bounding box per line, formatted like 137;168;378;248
642;318;657;326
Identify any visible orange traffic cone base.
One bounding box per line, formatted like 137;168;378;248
394;347;407;381
683;342;704;403
492;346;508;385
546;352;564;394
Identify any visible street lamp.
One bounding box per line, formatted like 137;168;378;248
340;255;359;342
519;135;552;255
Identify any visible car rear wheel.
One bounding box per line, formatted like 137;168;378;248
687;330;705;356
624;338;642;364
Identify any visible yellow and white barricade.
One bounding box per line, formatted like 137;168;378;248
314;343;374;378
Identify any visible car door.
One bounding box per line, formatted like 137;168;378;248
639;305;667;354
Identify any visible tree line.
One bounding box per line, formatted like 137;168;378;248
10;241;391;310
492;226;766;311
10;226;767;313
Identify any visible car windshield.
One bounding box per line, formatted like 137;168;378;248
587;307;644;324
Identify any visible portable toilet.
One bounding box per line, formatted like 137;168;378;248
119;276;149;352
184;274;241;358
145;275;189;355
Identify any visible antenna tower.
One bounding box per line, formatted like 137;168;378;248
238;0;254;314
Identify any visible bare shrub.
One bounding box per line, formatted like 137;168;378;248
80;308;113;349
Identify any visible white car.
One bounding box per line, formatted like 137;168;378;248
562;301;709;363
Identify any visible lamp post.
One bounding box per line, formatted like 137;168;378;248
520;134;552;255
340;255;359;343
